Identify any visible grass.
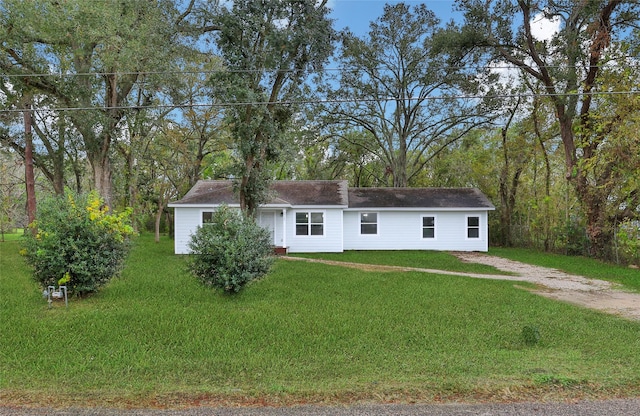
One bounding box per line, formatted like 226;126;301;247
289;250;513;275
1;234;640;407
0;229;23;242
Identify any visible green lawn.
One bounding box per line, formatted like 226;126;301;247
289;250;514;275
0;229;23;242
1;235;640;407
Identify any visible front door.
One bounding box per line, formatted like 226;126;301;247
259;211;276;245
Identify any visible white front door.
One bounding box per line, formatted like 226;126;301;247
259;211;276;245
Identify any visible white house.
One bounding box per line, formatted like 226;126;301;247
168;180;495;254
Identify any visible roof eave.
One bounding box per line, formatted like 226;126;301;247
344;206;495;211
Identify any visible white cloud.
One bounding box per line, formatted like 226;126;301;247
531;12;561;42
489;60;520;87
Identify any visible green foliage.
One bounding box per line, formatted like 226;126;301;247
22;191;134;296
209;0;336;214
0;0;196;204
451;0;640;260
187;205;274;293
556;218;590;256
324;3;492;188
617;220;640;265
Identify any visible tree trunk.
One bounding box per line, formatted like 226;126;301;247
52;119;66;195
90;153;113;208
393;130;408;187
154;201;164;243
499;173;512;246
23;101;36;233
121;148;139;233
72;161;83;194
499;122;512;247
392;155;408;187
239;156;253;215
580;179;613;259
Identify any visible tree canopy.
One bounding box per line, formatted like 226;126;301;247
0;0;196;206
448;0;640;257
1;0;639;262
322;3;496;187
209;0;336;216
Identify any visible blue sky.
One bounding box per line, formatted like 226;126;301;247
328;0;461;35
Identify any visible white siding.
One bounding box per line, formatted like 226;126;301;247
173;207;203;254
173;206;489;254
343;210;489;252
285;208;344;253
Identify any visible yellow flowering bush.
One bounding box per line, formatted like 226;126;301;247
84;192;135;242
23;191;135;296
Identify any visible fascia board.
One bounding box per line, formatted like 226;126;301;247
167;203;242;208
168;203;297;209
343;207;495;212
289;205;349;209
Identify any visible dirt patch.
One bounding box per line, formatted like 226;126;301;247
283;254;640;321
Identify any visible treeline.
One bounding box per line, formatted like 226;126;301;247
1;1;638;263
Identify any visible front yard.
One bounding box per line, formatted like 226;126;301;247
1;234;639;407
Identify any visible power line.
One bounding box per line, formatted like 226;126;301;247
2;61;640;79
1;90;639;113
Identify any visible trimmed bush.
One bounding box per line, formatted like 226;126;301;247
22;191;135;296
188;205;274;293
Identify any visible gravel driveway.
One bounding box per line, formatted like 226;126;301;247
452;252;640;321
284;254;640;321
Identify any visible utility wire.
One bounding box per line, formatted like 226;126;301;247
2;61;640;78
1;90;639;113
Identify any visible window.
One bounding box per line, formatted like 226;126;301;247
360;212;378;235
467;216;480;238
202;211;214;224
422;216;435;239
296;212;324;236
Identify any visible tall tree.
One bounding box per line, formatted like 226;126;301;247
1;67;87;196
324;3;494;187
498;97;524;247
22;98;36;229
168;57;229;188
581;59;640;227
0;0;198;206
210;0;336;216
452;0;640;258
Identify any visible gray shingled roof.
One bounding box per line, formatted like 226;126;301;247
170;180;349;206
347;187;494;209
170;180;494;209
272;180;349;206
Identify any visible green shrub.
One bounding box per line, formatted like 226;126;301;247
617;219;640;265
22;191;135;296
187;205;274;293
555;218;589;256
